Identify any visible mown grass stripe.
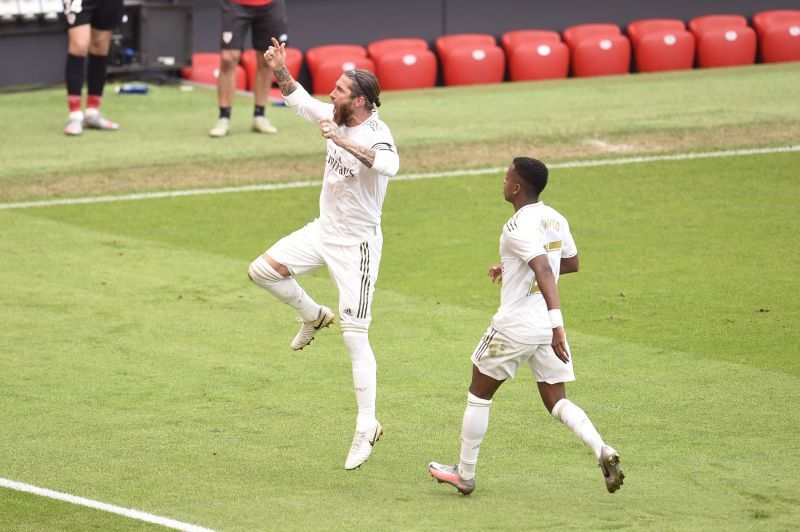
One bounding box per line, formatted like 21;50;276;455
0;145;797;211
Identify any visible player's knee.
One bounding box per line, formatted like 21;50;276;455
248;257;283;286
220;51;240;71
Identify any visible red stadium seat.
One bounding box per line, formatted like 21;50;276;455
306;44;367;73
312;56;376;95
688;15;755;69
753;9;800;36
627;19;686;46
190;52;220;67
571;35;631;77
241;47;303;91
752;10;800;63
500;30;567;81
501;30;561;54
759;23;800;63
367;38;429;60
435;33;496;59
688;14;747;38
563;23;621;48
375;49;437;90
181;59;247;90
696;27;757;68
507;40;569;81
634;30;695;72
441;44;505;86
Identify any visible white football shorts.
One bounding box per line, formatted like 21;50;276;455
266;219;382;333
471;326;575;383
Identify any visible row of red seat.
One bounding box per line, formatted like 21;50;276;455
181;9;800;94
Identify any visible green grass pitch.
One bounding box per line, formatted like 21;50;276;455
1;63;799;530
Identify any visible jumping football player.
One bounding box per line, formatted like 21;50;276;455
249;38;399;470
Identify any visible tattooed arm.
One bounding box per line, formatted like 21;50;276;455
318;118;400;176
263;37;297;96
319;118;376;167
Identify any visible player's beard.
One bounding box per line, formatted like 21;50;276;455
333;102;353;126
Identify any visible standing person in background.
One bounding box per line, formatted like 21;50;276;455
63;0;123;136
428;157;624;495
248;38;399;470
209;0;288;137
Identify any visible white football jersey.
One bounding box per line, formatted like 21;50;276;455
284;85;398;245
491;202;577;344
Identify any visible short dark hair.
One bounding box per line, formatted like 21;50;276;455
512;157;549;195
345;69;381;110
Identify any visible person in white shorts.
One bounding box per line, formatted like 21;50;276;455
248;38;399;470
428;157;624;495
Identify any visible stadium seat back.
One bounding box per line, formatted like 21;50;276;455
760;24;800;63
508;40;569;81
688;14;747;37
501;30;561;55
563;23;621;48
435;34;496;59
312;56;376;95
367;38;429;60
441;44;505;86
634;30;695;72
190;53;220;68
306;44;367;72
181;62;247;91
571;35;631;77
696;27;757;68
753;10;800;36
241;48;303;91
627;19;686;46
376;49;437;90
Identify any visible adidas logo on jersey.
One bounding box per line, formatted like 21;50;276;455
342;308;353;316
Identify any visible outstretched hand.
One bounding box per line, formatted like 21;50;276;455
263;37;286;71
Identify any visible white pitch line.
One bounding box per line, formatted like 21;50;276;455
1;145;797;211
0;477;215;532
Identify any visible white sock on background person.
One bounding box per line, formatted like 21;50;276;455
459;392;492;480
343;331;377;430
551;398;604;459
248;256;320;322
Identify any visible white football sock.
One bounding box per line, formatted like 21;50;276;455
343;332;377;430
248;257;320;322
551;398;605;459
458;392;492;480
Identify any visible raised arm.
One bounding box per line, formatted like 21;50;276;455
263;37;297;96
264;38;332;124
